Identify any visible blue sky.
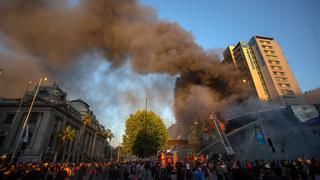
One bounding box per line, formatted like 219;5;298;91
1;0;319;146
140;0;320;91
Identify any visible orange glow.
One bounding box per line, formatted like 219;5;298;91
219;121;225;130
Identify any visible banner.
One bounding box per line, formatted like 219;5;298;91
255;127;265;145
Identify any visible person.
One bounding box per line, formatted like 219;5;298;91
193;161;205;180
215;162;224;180
123;162;131;180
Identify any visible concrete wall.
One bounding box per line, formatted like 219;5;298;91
203;106;320;160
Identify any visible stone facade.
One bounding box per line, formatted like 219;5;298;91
0;83;106;162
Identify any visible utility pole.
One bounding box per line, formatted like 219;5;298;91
145;96;148;121
11;76;47;163
117;146;120;161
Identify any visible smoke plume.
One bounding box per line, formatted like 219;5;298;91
0;0;248;139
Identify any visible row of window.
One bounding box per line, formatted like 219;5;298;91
273;71;286;76
281;89;295;97
276;77;288;82
278;83;291;88
253;45;265;66
246;49;256;69
267;55;277;60
262;45;273;50
271;65;282;70
3;113;38;125
264;50;275;55
260;40;271;45
268;60;280;65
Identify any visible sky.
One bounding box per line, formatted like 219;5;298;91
140;0;320;91
1;0;320;146
111;0;319;145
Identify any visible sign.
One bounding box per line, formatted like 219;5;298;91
291;105;319;123
255;127;265;145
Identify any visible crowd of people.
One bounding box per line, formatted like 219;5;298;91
0;157;320;180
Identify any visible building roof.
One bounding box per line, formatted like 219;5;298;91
253;35;274;40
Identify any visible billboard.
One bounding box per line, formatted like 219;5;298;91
291;105;319;123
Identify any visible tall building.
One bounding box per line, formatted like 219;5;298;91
223;35;305;105
0;83;107;162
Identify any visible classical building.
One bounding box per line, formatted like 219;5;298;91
223;35;305;105
0;83;107;162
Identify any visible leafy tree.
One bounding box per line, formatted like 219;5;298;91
56;125;76;161
75;113;92;161
59;125;76;144
103;128;114;143
122;110;168;158
102;128;114;160
82;113;92;126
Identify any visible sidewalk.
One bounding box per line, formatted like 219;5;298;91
170;174;218;180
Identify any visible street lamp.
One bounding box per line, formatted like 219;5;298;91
10;81;33;129
11;76;48;163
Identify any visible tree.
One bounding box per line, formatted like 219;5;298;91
56;125;76;161
122;110;168;158
102;128;114;160
75;113;92;162
59;125;76;144
103;128;114;143
82;113;92;126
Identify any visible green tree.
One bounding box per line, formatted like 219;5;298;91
102;128;114;159
122;110;168;158
56;125;76;161
59;125;76;144
103;128;114;143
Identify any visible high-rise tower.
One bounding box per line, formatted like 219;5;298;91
224;35;305;105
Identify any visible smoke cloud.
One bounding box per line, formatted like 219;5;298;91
0;0;248;141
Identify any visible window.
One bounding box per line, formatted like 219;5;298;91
271;66;282;70
269;60;280;65
276;78;288;82
260;40;271;45
28;113;39;129
0;132;7;148
253;45;265;66
281;90;295;97
279;83;290;88
273;71;285;76
4;114;15;124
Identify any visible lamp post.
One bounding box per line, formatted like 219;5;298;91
1;81;32;155
10;76;48;163
243;79;269;147
10;81;33;129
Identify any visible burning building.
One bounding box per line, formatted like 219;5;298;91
223;36;306;105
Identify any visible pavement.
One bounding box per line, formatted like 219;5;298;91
170;174;218;180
